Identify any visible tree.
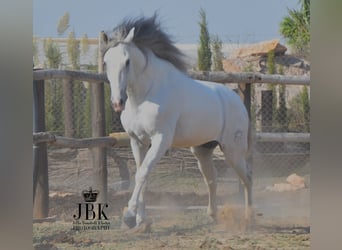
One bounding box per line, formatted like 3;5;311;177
266;50;277;129
57;12;70;36
266;49;276;75
67;30;80;69
266;50;289;131
43;38;64;134
45;80;64;135
81;33;90;55
301;85;310;132
66;31;86;137
211;34;224;71
197;8;212;71
275;65;288;131
33;37;39;66
280;0;310;57
288;86;310;132
44;38;62;68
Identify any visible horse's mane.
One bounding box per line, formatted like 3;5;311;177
104;14;188;72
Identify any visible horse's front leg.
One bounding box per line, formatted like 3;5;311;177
124;133;172;228
127;137;149;228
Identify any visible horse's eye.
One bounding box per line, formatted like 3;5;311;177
125;59;130;67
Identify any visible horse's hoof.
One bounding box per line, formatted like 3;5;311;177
130;219;152;233
208;214;217;224
123;215;137;229
207;208;217;222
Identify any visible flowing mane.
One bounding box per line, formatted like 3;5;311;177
104;14;188;72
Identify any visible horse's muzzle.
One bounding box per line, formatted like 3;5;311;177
112;99;125;112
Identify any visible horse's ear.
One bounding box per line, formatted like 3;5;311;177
124;27;135;43
101;31;108;45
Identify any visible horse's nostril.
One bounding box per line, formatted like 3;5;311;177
119;99;124;106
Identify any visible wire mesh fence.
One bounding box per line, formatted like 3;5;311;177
44;79;124;138
249;83;310;180
43;78;310;195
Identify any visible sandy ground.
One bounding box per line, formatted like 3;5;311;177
33;148;310;249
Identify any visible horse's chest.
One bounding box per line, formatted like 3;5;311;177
121;106;159;144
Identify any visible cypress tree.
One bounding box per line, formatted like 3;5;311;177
267;50;277;131
44;38;62;68
276;65;288;131
301;85;310;132
67;31;80;70
197;8;212;71
43;38;63;135
81;33;90;56
33;37;39;66
66;31;81;137
211;34;224;71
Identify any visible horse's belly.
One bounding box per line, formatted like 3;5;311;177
172;112;222;147
172;136;216;148
172;130;220;147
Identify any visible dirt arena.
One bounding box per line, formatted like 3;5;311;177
33;148;310;249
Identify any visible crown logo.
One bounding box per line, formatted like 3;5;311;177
82;187;99;202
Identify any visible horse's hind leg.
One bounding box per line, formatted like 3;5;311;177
221;145;252;223
191;144;217;219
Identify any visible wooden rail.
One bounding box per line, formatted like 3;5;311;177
33;132;118;148
33;131;310;148
256;132;310;143
187;71;310;85
33;69;310;85
33;69;107;83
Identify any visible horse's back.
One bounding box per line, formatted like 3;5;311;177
169;76;247;147
167;79;221;147
195;80;248;124
187;79;249;149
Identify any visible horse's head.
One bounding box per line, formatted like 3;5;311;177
103;28;145;112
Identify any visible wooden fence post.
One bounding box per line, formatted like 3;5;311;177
238;83;251;118
33;78;49;218
238;83;252;196
261;90;273;132
90;32;107;203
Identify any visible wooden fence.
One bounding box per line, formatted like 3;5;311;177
33;68;310;219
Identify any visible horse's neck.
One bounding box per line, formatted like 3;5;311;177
127;53;175;106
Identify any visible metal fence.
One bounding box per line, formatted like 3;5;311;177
43;79;117;138
248;83;310;178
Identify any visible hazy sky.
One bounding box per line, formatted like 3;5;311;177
33;0;299;43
